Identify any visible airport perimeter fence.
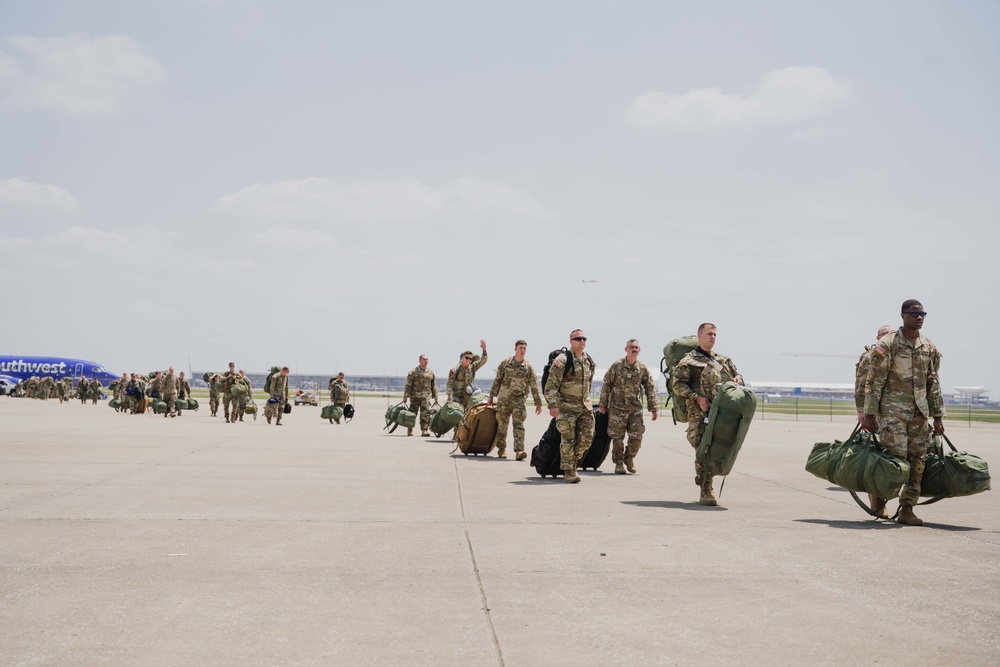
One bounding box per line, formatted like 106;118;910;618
753;396;1000;426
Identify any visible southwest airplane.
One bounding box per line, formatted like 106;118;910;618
0;356;119;386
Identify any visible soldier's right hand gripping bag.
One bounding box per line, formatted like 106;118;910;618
696;381;757;477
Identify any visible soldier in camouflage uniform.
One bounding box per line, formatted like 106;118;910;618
160;368;179;417
854;324;895;517
77;377;89;404
404;355;438;437
89;378;101;404
599;339;658;475
863;300;944;526
230;369;252;422
855;325;894;422
331;373;349;424
670;323;744;506
209;374;221;417
488;340;542;460
447;340;488;408
544;329;596;483
264;366;290;425
178;372;191;402
222;362;238;423
40;376;53;401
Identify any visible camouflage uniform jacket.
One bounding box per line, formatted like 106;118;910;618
269;374;289;402
209;378;220;400
854;345;876;413
448;352;487;400
178;378;191;399
864;329;943;419
599;358;657;412
332;379;349;405
89;379;102;393
404;367;437;401
544;352;595;410
490;357;542;406
670;348;742;406
222;370;239;395
160;374;178;396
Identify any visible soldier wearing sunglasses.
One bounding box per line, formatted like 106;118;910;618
863;300;945;526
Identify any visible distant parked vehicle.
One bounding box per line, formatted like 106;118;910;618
294;392;318;406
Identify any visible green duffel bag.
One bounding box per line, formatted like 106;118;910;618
243;400;257;415
385;404;405;424
696;382;757;477
186;397;199;411
430;401;465;437
152;400;168;415
230;382;248;397
213;380;224;392
108;397;120;409
322;404;344;422
805;425;910;500
660;335;698;423
466;392;487;409
921;435;991;499
397;409;417;429
175;399;188;412
85;387;95;399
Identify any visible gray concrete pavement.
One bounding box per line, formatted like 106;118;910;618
1;396;998;666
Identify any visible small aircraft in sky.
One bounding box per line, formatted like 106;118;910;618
581;279;598;284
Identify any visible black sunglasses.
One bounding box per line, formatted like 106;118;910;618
904;311;928;318
571;337;587;342
463;357;473;360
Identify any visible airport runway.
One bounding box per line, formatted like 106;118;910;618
1;397;998;666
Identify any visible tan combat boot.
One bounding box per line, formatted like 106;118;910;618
615;463;626;474
564;464;581;483
421;430;429;437
497;448;507;459
868;494;889;520
897;504;924;526
625;456;636;474
699;476;718;506
515;450;527;461
407;427;413;436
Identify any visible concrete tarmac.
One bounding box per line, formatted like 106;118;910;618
1;396;998;666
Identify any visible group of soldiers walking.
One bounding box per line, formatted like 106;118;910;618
10;376;103;404
206;363;256;423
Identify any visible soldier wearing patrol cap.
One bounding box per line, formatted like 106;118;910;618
599;339;658;475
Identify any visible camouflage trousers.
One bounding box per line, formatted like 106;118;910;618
557;404;595;471
495;401;527;452
223;394;235;419
686;401;709;483
878;411;932;506
408;397;434;430
608;407;645;464
161;392;177;416
209;393;220;415
263;399;285;422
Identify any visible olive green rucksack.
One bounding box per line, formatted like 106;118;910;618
660;335;698;423
697;381;757;477
805;426;910;500
263;366;281;393
430;401;465;437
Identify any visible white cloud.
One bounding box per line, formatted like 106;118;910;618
194;258;257;273
0;177;80;214
39;225;140;256
252;226;339;249
215;176;557;222
624;67;850;129
132;299;177;320
2;33;166;117
0;52;18;78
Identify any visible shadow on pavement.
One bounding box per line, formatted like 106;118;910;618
826;487;849;492
795;518;980;532
621;500;728;511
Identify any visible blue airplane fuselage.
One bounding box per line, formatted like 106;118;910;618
0;356;119;385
